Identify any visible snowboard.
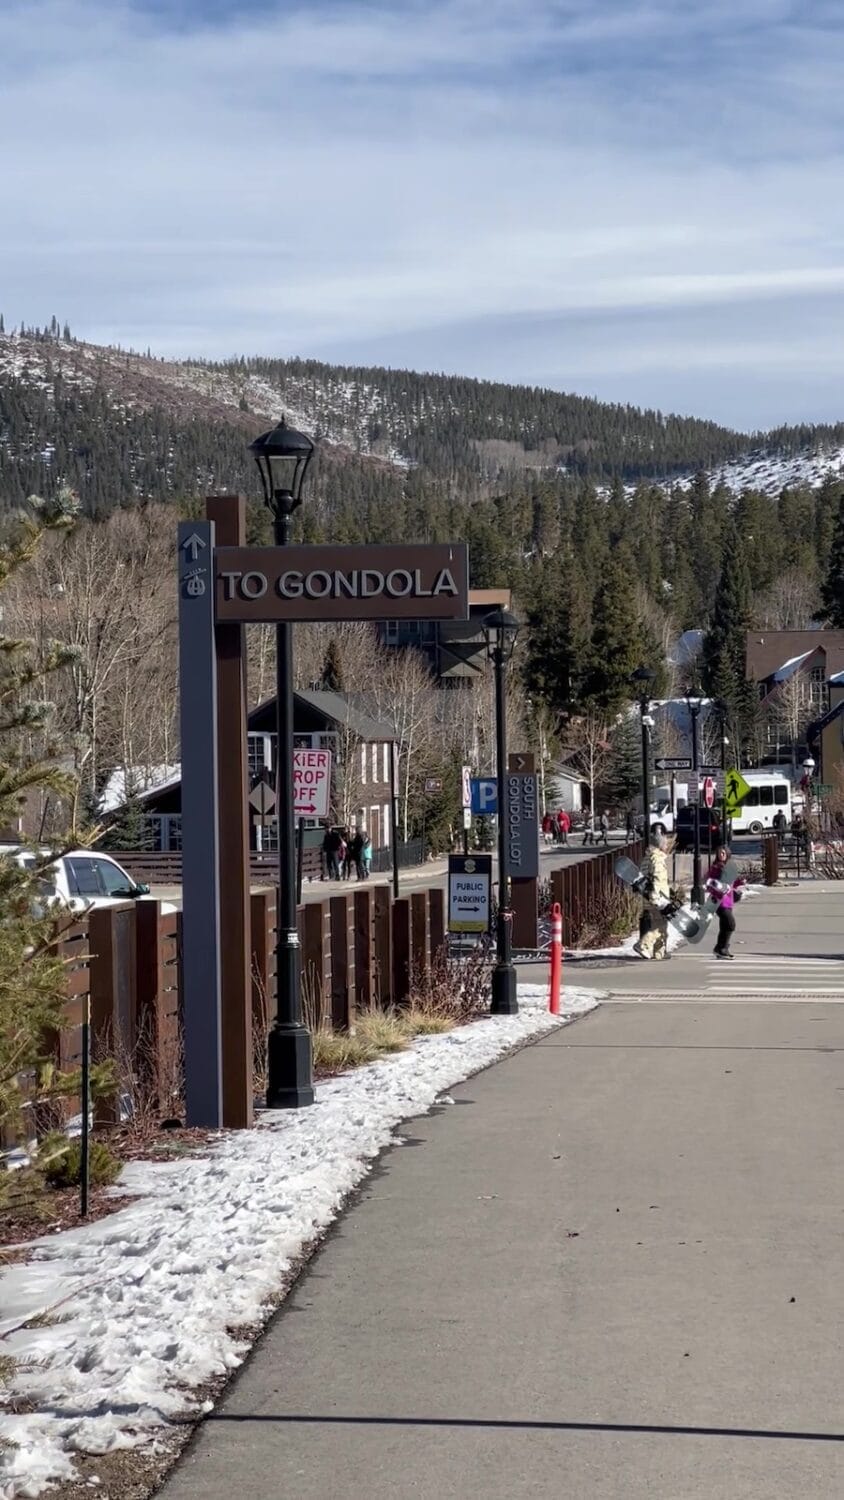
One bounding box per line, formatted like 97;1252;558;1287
614;855;739;944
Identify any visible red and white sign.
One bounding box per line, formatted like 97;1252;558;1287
703;776;715;809
293;749;332;818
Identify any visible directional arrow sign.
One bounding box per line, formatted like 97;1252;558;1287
654;757;692;771
724;767;751;817
508;751;536;773
181;532;207;562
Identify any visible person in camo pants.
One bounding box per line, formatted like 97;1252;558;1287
633;832;670;961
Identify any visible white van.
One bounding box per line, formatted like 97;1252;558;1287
730;773;792;834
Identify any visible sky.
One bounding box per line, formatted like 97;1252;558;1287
3;0;844;430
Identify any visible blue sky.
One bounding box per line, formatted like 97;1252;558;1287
3;0;844;429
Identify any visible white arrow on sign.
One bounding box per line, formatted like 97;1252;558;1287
181;533;207;562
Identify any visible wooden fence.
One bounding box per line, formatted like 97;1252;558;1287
251;884;447;1034
549;840;643;947
9;844;641;1144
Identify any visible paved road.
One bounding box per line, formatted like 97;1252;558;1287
159;881;844;1500
567;881;844;1000
150;836;625;909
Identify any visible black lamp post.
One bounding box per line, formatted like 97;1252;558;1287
250;418;315;1109
631;666;656;847
685;686;704;906
713;697;730;839
484;607;520;1016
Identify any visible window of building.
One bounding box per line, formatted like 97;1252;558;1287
371;744;379;782
384;621;400;644
248;733;272;778
810;666;829;712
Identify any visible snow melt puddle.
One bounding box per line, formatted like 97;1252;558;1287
0;984;599;1499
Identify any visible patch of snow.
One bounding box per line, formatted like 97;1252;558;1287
771;650;814;683
99;765;181;814
0;982;599;1499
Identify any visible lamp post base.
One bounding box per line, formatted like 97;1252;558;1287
266;1025;315;1109
491;961;519;1015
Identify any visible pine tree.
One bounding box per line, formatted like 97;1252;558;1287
581;548;644;715
604;710;642;808
321;638;345;691
817;493;844;627
701;523;757;752
522;551;590;721
100;791;150;851
0;488;84;1138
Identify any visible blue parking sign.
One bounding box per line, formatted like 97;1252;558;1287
470;777;498;815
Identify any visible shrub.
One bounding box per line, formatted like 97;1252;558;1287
408;940;493;1022
355;1012;409;1054
311;1029;378;1075
42;1137;120;1190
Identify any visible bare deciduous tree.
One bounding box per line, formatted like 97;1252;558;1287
559;710;614;824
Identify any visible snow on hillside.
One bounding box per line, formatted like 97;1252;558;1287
703;444;844;496
2;331;843;492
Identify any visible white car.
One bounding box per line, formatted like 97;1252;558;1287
3;847;175;914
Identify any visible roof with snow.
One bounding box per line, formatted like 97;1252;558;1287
771;651;814;683
746;629;844;683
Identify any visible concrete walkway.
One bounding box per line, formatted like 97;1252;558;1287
159;887;844;1500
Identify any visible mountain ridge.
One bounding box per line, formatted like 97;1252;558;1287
2;328;844;513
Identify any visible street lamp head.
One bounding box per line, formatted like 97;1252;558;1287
250;418;314;512
684;684;704;712
483;607;520;663
802;756;816;773
631;665;656;688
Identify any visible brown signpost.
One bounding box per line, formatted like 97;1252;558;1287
214;543;469;623
178;514;473;1126
508;750;539;950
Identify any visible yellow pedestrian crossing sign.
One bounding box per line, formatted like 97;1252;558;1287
724;768;751;816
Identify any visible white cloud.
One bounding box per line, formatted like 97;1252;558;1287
2;0;844;424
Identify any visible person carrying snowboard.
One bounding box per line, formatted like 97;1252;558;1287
633;832;670;960
706;845;744;960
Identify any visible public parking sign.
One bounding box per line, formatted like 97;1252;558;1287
448;854;492;933
293;749;332;817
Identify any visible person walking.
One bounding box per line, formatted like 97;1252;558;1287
582;815;595;846
542;811;554;845
772;808;787;849
633;832;671;960
706;845;744;960
354;828;372;879
556;809;570;846
322;827;343;881
341;830;354;881
598;810;610;846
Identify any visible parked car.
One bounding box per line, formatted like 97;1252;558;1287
674;807;723;853
2;846;174;914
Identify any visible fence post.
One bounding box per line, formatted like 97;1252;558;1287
135;900;166;1104
250;891;272;1036
302;901;330;1030
89;905;137;1127
353;888;374;1012
329;895;354;1032
428;887;445;963
392;897;411;1007
549;902;562;1015
373;886;393;1009
411;891;429;985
